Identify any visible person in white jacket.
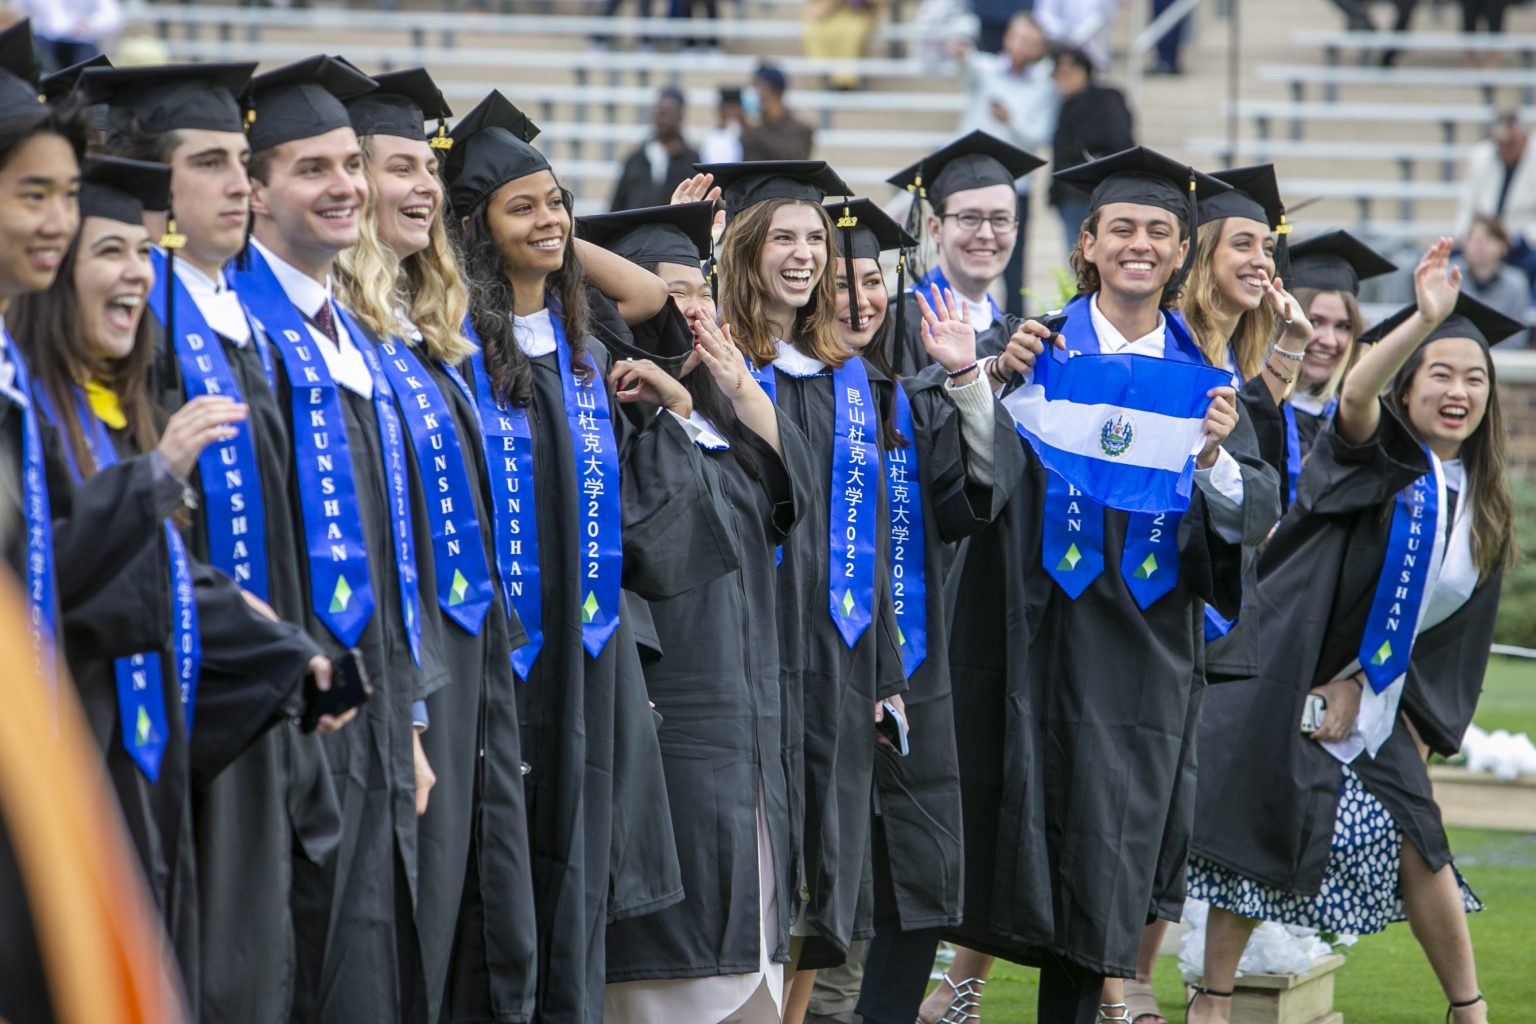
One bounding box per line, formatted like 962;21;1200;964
1454;112;1536;286
15;0;124;69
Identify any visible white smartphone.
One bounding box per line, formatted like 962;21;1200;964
1300;694;1327;734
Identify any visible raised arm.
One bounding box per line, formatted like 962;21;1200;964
573;237;670;326
1336;238;1460;446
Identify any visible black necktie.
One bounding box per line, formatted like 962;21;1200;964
313;301;337;343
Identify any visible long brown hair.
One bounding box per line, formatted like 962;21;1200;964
1069;207;1187;308
10;232;160;476
1389;341;1517;580
718;197;846;369
451;183;592;407
1179;219;1279;377
1293;285;1365;404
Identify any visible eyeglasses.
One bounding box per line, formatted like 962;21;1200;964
940;211;1019;233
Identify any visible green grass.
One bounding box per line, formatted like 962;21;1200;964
1469;655;1536;738
960;830;1536;1021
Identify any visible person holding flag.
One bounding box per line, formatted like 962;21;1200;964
920;146;1278;1024
1186;241;1513;1024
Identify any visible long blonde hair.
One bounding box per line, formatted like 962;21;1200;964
1292;286;1364;405
718;197;847;369
335;135;473;364
1178;219;1278;378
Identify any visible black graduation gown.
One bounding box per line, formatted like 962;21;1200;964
892;294;1018;378
62;423;323;1010
867;368;1024;934
605;409;809;981
468;328;715;1024
148;310;346;1024
943;388;1271;977
279;323;452;1024
411;353;537;1024
769;356;907;960
1192;407;1502;895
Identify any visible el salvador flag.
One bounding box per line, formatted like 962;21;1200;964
1002;350;1233;514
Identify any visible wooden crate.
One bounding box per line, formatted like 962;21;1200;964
1429;765;1536;832
1229;953;1346;1024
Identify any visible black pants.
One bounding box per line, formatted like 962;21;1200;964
854;926;944;1024
1002;189;1030;319
1037;956;1104;1024
1461;0;1508;33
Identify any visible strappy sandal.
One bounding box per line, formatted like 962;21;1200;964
1124;979;1168;1024
1446;993;1485;1022
1185;984;1232;1020
917;972;986;1024
1096;1002;1132;1022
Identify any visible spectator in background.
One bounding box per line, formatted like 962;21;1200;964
16;0;122;69
969;0;1017;54
1454;214;1530;321
611;86;701;212
803;0;884;91
741;63;815;160
1456;111;1536;286
1048;45;1133;253
1148;0;1187;74
1461;0;1511;68
699;86;746;164
1034;0;1121;71
950;11;1056;317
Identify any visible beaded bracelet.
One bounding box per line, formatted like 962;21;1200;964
946;361;980;380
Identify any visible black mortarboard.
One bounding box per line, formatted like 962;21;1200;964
346;66;453;151
246;55;376;153
444;89;545;217
695;159;851;218
1359;290;1525;348
83;61;255;138
885;130;1045;207
0;20;44;121
1286;230;1396;295
1052;145;1231;290
1200;164;1292;277
41;54;108;103
79;155;170;224
578;201;713;269
825;197;915;260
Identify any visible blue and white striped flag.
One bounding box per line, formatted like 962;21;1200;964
1001;351;1232;514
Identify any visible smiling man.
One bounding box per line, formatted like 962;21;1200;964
226;55;446;1024
886;131;1044;376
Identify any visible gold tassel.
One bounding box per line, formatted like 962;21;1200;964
429;120;453;152
160;215;186;251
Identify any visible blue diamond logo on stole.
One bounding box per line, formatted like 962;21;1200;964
840;589;856;617
135;706;152;747
449;569;470;606
1371;640;1393;666
582;591;600;624
1057;543;1083;571
1135;553;1158;579
329;575;353;613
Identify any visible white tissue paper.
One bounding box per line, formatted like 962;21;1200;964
1180;900;1355;981
1459;724;1536;782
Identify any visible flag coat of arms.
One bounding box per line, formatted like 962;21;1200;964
1001;349;1232;514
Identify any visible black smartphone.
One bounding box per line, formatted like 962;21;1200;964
1038;311;1069;338
877;699;909;757
999;311;1070;398
300;648;372;732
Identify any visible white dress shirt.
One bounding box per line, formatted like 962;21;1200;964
175;258;253;345
251;238;373;397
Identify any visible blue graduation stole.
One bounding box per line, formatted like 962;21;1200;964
886;385;926;675
38;386;199;781
1280;398;1336;508
340;307;423;667
375;338;495;636
1359;453;1440;694
550;300;623;656
0;330;57;688
229;248;375;648
149;250;271;602
1043;295;1205;609
460;340;543;679
912;263;1002;323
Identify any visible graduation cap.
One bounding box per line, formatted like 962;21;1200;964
1052;145;1231;291
245;55;376;153
79;155;170;223
694;159;851;219
1286;230;1396;296
0;20;45;121
444;89;545;218
346;66;453;151
578;200;713;270
40;53;109;103
1359;290;1526;348
1198;163;1293;278
823;196;918;335
885;130;1045;208
82;61;255;139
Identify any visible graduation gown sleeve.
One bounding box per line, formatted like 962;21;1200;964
1399;572;1503;758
